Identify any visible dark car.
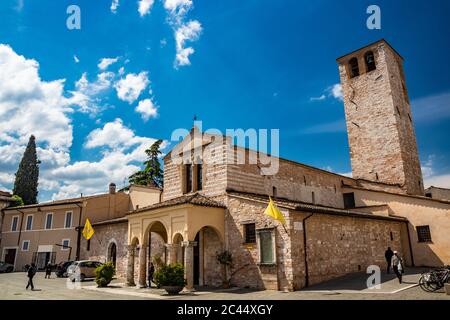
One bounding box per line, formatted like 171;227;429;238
0;261;14;273
55;261;74;278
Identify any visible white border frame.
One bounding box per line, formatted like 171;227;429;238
64;211;73;229
21;240;30;252
61;239;70;251
25;214;33;231
11;215;19;232
45;212;53;230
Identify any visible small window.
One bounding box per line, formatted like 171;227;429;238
244;223;256;244
417;226;432;243
61;239;70;251
65;211;72;228
11;216;19;232
365;51;376;72
390;232;394;241
425;193;432;198
311;192;315;204
349;57;360;78
87;239;91;251
258;229;275;264
25;215;33;231
272;186;277;198
343;193;356;209
196;164;203;191
184;164;192;194
22;240;30;251
45;213;53;230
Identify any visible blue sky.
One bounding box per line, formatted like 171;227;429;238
0;0;449;201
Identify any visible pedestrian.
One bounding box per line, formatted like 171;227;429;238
148;262;155;288
384;247;394;274
45;262;52;279
391;251;404;284
26;263;36;290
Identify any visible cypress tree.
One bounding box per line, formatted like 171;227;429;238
13;135;40;205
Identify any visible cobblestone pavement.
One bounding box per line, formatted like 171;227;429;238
1;269;449;300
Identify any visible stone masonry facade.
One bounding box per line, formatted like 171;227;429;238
338;40;424;196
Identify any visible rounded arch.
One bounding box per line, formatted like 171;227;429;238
172;233;184;244
143;220;169;245
348;57;360;78
364;51;376;72
107;240;117;267
189;225;224;242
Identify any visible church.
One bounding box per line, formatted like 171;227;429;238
3;39;449;292
81;39;450;291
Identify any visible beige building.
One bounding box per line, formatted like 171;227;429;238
0;184;142;271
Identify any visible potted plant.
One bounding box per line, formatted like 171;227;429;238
153;263;186;295
216;250;233;288
95;261;115;287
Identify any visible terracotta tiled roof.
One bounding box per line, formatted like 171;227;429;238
2;194;105;211
129;193;225;215
226;189;408;222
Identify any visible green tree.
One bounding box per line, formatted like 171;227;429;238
13;135;40;205
128;139;164;188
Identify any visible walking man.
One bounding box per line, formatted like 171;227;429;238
148;262;155;288
45;262;52;279
385;247;394;274
391;251;404;284
26;263;36;290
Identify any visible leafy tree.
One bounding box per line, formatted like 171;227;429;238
128;139;164;188
13;135;40;205
11;195;24;207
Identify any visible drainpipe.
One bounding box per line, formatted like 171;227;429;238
16;209;25;246
75;203;84;261
405;221;415;267
302;213;314;288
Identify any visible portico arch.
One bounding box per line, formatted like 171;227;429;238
126;237;139;286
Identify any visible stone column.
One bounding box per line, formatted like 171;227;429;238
183;241;197;292
138;245;147;288
126;245;136;286
165;244;178;264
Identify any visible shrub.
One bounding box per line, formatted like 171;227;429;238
95;262;115;287
153;263;186;287
11;195;24;207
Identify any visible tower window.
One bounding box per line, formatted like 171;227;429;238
184;164;192;194
272;186;277;198
365;51;376;72
343;193;356;209
349;57;360;78
196;164;203;191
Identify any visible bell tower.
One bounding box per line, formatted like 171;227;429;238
337;39;424;195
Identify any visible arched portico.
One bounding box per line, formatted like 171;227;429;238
127;196;225;290
126;237;139;286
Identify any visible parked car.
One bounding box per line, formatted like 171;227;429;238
55;261;74;278
67;260;102;282
0;261;14;273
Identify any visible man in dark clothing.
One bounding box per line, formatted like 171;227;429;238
385;247;394;274
148;262;155;288
45;262;52;279
26;263;36;290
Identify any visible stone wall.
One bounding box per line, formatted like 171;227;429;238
201;227;223;287
338;40;423;196
80;222;128;279
225;194;405;290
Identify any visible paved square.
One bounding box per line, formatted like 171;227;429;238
1;269;449;300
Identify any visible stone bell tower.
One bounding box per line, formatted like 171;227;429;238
337;39;424;195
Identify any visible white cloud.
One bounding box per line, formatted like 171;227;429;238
310;94;326;102
74;55;80;63
98;57;119;70
160;38;167;48
424;174;450;189
421;155;435;179
300;119;346;135
111;0;119;13
174;20;202;67
114;71;150;103
330;84;343;101
118;67;125;75
163;0;193;23
412;91;450;123
138;0;155;17
136;98;158;121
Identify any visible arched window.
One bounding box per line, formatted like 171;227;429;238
349;57;359;78
365;51;376;72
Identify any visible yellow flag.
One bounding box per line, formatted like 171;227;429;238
82;218;95;240
264;197;286;225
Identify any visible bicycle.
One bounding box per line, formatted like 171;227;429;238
419;265;450;292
